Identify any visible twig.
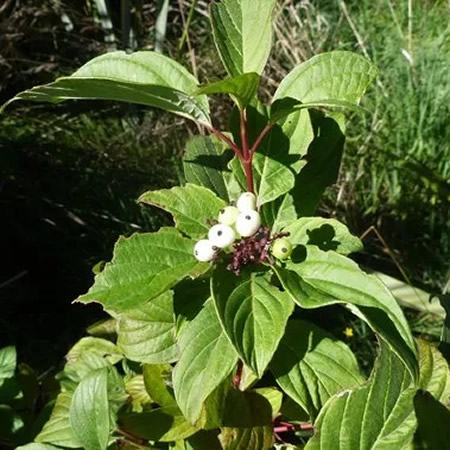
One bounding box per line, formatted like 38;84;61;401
240;109;249;160
274;423;314;433
249;124;273;157
233;360;243;389
116;429;147;446
206;124;242;157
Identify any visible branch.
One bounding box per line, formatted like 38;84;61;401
206;124;242;157
249;123;273;157
273;423;314;433
240;109;249;160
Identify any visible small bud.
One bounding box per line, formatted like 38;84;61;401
237;192;257;212
271;237;293;260
235;210;261;237
218;206;239;226
194;239;217;262
208;224;236;248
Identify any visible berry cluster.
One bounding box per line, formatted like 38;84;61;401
193;192;293;274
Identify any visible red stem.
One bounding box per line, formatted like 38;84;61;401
273;423;314;433
249;123;273;156
117;429;148;446
233;360;244;389
206;124;242;157
240;109;249;160
239;109;255;193
242;159;255;193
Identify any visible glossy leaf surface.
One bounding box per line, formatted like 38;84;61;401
77;228;209;313
270;320;364;418
274;246;418;380
139;184;226;239
2;51;211;124
306;342;416;450
211;266;294;377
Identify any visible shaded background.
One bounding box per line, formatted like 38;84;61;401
1;0;449;372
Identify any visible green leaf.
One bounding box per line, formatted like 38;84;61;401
270;320;364;419
2;51;211;125
229;105;313;206
69;368;111;450
254;387;283;418
17;445;61;450
139;184;226;239
219;390;274;450
86;318;117;340
195;73;260;110
0;404;25;444
435;294;450;361
211;266;294;378
35;391;81;448
414;391;450;450
260;193;297;233
282;217;362;255
274;51;378;105
119;404;198;442
210;0;276;77
117;291;178;364
125;375;152;412
270;97;368;123
183;136;231;202
0;346;16;379
274;246;418;381
417;339;450;403
290;114;345;216
219;426;273;450
64;337;123;383
173;279;210;337
306;341;416;450
173;300;238;423
143;364;176;407
77;228;209;313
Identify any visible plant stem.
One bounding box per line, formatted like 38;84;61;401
239;109;255;193
273;423;314;433
117;429;148;446
249;123;273;156
240;109;249;160
233;360;243;388
242;159;255;193
206;125;241;157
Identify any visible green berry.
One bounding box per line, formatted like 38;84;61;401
218;206;239;226
271;238;293;260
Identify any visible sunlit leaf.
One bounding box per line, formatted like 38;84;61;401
210;0;276;77
117;291;177;364
77;228;209;313
139;184;226;239
211;265;294;378
271;320;364;419
306;342;416;449
2;51;210;124
173;300;238;423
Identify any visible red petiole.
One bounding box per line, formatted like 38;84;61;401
206;111;274;194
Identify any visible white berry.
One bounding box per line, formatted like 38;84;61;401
235;210;261;237
208;224;236;248
237;192;257;212
218;206;239;226
194;239;217;262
